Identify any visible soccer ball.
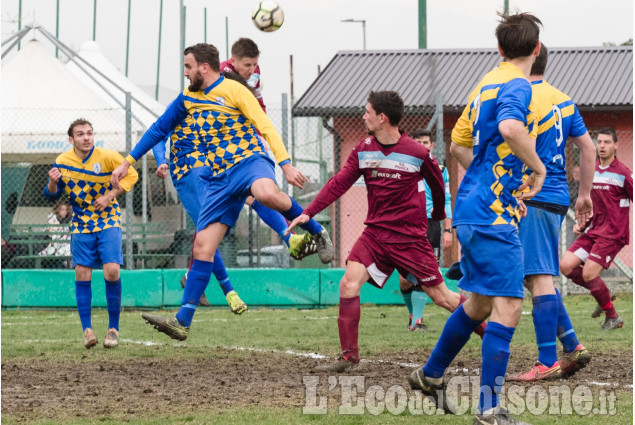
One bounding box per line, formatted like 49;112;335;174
252;1;284;32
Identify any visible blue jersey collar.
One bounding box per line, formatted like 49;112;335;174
204;74;225;95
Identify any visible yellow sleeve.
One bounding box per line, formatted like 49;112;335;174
109;150;139;192
451;103;474;148
232;84;291;164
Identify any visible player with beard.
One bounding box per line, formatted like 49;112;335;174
286;91;485;373
111;43;333;341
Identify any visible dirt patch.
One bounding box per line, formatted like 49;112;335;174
2;347;632;422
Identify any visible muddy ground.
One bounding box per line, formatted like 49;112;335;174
2;347;632;422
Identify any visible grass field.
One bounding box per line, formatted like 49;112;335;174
1;293;632;424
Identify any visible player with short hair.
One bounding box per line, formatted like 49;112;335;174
400;129;454;332
560;128;632;330
44;118;139;349
507;43;596;383
111;43;333;341
286;91;485;373
221;38;266;111
408;12;545;423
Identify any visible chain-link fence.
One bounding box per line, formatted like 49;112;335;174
2;97;632;288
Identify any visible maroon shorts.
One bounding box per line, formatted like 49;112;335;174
568;233;625;269
347;230;444;289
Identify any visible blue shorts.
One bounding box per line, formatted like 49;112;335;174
173;166;212;223
71;227;123;269
197;154;276;232
456;224;524;299
518;205;564;276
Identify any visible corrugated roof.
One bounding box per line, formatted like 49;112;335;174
293;46;633;116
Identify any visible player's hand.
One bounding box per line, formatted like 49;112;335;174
281;163;309;189
111;161;131;190
441;231;452;250
574;195;593;228
284;214;310;236
517;199;528;218
573;223;584;236
48;167;62;183
156;163;168;179
93;195;111;212
515;168;546;201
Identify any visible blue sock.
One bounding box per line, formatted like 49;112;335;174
423;305;481;378
75;280;92;330
411;290;428;322
479;322;515;413
105;278;122;331
176;259;213;327
401;288;413;315
532;294;558;367
212;249;234;295
252;199;291;246
555;289;580;353
281;197;323;235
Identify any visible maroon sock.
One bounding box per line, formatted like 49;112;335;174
338;296;360;363
566;266;589;289
457;293;486;339
587;278;617;319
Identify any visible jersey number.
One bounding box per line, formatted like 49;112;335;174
471;93;482;147
552;105;564;147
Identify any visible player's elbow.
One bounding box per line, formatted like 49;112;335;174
498;119;525;141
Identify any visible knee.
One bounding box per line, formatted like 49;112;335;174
103;264;120;281
256;190;288;210
428;288;454;311
560;261;573;276
581;268;598;283
339;275;361;298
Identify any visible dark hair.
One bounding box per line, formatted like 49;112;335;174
412;129;431;140
495;12;542;59
530;43;548;76
231;38;260;59
184;43;220;72
597;127;618;143
67;118;93;138
367;91;404;126
223;71;257;96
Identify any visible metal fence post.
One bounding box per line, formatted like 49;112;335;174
281;93;289;195
125;91;134;269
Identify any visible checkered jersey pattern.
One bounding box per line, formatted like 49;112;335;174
191;109;264;175
169;116;209;181
51;147;138;234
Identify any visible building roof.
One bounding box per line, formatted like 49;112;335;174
293;46;633;116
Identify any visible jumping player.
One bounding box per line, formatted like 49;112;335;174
507;44;596;382
44;118;139;349
111;43;333;341
151;72;315;313
560;128;632;330
408;13;545;423
286;91;485;373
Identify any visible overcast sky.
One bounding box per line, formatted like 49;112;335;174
2;0;633;109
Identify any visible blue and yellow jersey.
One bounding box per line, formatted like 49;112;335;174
451;62;536;227
130;75;290;176
528;80;587;206
152;116;208;182
44;147;138;234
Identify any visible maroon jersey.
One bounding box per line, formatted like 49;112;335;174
586;158;633;245
304;132;445;242
219;59;266;112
